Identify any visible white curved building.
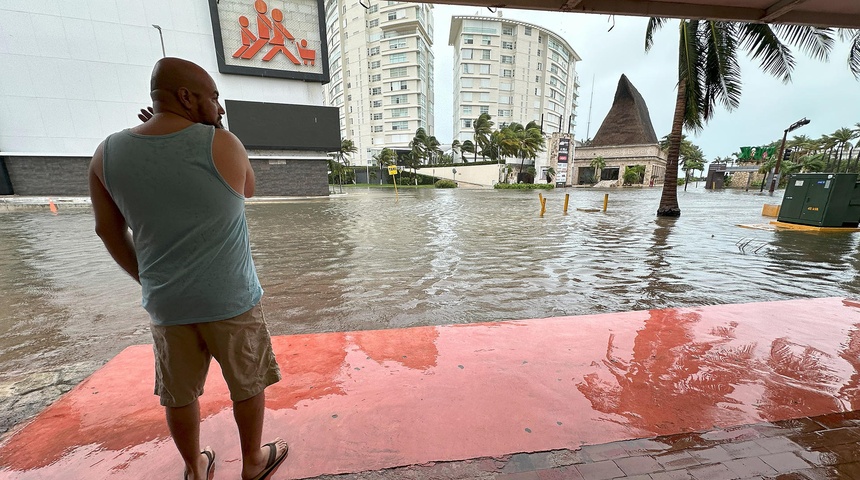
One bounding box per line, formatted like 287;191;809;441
448;15;581;143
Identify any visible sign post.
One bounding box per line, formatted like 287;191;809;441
388;165;399;200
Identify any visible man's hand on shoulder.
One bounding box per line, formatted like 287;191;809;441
137;107;154;123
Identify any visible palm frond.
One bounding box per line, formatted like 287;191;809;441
849;30;860;80
738;23;795;83
646;17;668;52
679;19;703;131
772;24;835;62
701;21;742;120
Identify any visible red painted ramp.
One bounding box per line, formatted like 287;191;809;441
1;297;859;479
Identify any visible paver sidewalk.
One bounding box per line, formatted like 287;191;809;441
310;411;860;479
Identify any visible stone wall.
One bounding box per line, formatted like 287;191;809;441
1;155;329;197
573;144;667;185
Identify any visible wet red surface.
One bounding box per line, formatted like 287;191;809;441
1;297;859;479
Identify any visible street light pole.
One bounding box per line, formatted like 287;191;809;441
152;24;165;57
769;117;810;195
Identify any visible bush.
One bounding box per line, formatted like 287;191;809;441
434;179;457;188
494;183;554;190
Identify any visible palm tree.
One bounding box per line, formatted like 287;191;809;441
461;140;475;164
590;156;606;184
410;128;429;164
333;139;358;186
373;148;397;185
646;19;836;216
830;127;859;172
472;113;494;162
499;121;545;183
424;134;442;166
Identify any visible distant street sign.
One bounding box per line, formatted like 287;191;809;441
388;165;398;176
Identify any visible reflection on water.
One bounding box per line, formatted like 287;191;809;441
2;187;860;381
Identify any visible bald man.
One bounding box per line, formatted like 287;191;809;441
89;58;288;480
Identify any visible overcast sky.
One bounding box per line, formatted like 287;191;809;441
430;5;860;162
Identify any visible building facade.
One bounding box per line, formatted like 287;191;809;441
0;0;339;197
323;0;435;167
448;15;580;144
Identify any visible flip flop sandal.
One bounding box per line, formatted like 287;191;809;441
248;441;289;480
184;449;215;480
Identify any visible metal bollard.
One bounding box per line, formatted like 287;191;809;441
603;193;608;212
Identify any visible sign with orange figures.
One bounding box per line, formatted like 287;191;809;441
208;0;329;83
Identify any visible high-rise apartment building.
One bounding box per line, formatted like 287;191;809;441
448;16;580;144
324;0;435;166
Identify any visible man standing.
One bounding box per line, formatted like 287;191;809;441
89;58;288;480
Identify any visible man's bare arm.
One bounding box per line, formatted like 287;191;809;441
89;143;140;284
212;129;255;198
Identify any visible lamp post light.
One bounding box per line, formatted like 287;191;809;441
152;24;165;57
769;117;810;195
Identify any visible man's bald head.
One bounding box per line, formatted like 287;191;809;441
149;57;224;127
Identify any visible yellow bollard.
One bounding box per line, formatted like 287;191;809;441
603;193;608;212
563;193;570;214
541;197;547;216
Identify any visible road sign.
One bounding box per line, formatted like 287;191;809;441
388;165;398;176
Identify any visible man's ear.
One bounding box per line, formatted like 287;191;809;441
177;87;194;110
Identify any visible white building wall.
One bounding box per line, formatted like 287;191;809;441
0;1;324;155
322;0;434;167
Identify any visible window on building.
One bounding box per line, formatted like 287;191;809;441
498;109;512;117
537;49;541;56
461;78;473;88
462;92;473;101
371;73;381;82
502;69;513;78
463;119;473;128
480;105;489;114
463;106;473;115
392;121;409;130
538;35;543;43
500;82;512;91
389;53;407;63
481;35;491;46
499;96;512;105
535;88;541;95
372;100;382;107
480;92;490;101
371;87;381;95
391;94;408;104
464;34;474;45
502;25;514;35
502;41;514;50
389;66;408;78
389;39;407;49
369;4;378;13
391;107;409;118
524;26;532;36
463;64;474;74
368;46;379;56
536;75;541;82
372;125;383;132
461;49;473;60
480;78;490;88
479;64;490;74
481;49;491;60
368;19;378;28
501;55;513;64
371;113;383;120
370;60;380;69
390;80;408;91
537;62;542;71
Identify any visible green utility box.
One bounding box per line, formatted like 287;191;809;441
778;173;860;227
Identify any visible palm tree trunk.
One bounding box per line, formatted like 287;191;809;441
657;78;685;217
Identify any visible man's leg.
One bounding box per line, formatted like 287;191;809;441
166;399;211;480
234;391;288;479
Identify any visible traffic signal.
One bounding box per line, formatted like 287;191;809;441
783;148;793;161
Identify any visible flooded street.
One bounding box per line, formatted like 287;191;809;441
1;186;859;411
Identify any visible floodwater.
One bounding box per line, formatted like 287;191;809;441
2;186;859;380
